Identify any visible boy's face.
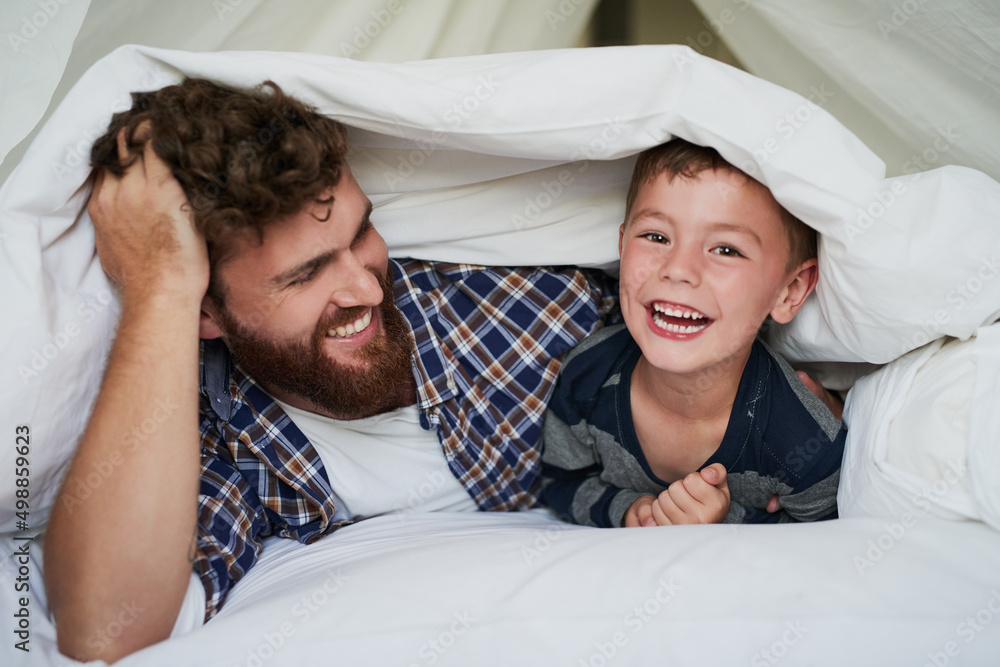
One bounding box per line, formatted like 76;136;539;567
618;168;814;379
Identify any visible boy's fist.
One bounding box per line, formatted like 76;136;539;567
623;463;731;527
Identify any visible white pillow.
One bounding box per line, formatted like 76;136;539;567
839;325;1000;531
2;44;1000;531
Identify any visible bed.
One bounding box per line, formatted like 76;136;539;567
2;43;1000;666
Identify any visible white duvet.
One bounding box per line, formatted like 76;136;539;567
2;44;1000;666
8;511;1000;667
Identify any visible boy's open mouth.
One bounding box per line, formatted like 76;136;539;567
649;302;712;335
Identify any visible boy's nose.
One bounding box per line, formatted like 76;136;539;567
659;245;701;287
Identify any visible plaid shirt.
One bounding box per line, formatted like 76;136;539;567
194;259;612;620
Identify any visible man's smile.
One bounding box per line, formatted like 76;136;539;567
326;307;374;339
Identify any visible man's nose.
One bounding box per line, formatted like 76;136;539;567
330;254;384;308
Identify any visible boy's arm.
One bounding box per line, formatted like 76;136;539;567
45;137;208;662
770;462;842;522
768;420;846;522
540;411;647;528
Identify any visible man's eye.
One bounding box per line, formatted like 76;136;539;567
712;245;744;258
641;232;669;244
290;266;320;286
352;219;373;246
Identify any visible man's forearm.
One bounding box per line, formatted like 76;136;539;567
45;290;203;663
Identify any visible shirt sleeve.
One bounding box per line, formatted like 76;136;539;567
539;329;646;528
578;267;620;326
774;450;843;522
540;408;646;527
764;413;846;523
753;346;848;523
191;415;270;621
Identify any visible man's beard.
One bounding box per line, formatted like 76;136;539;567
219;267;414;420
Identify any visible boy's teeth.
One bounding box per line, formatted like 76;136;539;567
328;310;373;338
653;318;709;334
652;303;708;320
650;302;710;334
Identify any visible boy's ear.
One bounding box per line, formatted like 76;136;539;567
199;295;226;340
770;258;819;324
618;223;625;257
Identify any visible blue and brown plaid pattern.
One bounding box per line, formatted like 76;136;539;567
193;259;613;619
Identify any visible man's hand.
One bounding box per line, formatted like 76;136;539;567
796;371;844;421
88;126;209;300
623;463;731;527
48;126;209;662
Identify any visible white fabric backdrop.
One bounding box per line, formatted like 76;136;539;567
691;0;1000;182
0;0;599;185
6;2;998;183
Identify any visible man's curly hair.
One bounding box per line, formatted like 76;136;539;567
90;77;349;302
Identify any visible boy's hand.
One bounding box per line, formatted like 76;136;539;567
623;463;731;526
623;495;657;527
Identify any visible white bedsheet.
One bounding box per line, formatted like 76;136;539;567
7;511;1000;666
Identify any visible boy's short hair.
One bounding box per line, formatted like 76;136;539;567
624;139;817;270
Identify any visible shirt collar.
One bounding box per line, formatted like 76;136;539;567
201;338;235;421
390;259;458;408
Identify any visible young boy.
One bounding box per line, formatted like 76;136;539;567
540;139;845;527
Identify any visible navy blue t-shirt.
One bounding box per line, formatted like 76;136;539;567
540;324;846;527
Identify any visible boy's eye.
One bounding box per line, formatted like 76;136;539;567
711;245;744;258
640;232;669;245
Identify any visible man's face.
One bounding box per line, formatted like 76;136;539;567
203;167;413;419
618;168;799;380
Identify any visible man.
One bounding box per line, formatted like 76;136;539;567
44;78;611;662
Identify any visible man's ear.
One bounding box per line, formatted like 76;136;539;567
199;295;226;340
770;258;819;324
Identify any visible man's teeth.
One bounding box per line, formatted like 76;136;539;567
328;310;372;338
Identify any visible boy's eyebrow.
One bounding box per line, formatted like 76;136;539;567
707;221;763;245
628;208;667;224
628;210;764;246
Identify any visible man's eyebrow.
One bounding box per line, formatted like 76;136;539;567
352;201;373;244
269;201;374;288
270;250;336;287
